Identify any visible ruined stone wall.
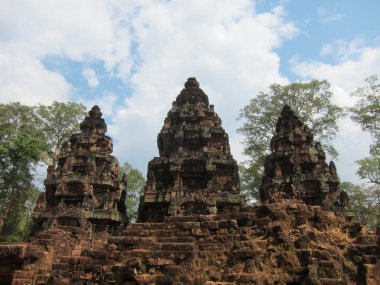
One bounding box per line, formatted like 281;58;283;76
9;200;380;284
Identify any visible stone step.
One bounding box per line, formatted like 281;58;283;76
121;229;191;238
166;215;218;223
33;238;56;246
318;278;347;285
56;225;82;233
363;263;380;284
12;270;36;279
11;279;35;285
348;244;379;255
363;254;378;264
25;250;48;259
109;236;157;248
134;273;173;284
128;222;166;231
33;232;59;239
52;262;70;271
81;249;109;259
127;248;195;260
205;281;236;285
156;236;195;243
221;273;289;284
34;273;52;285
158;242;195;251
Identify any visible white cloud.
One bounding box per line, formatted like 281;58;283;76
317;7;344;23
293;46;380;95
108;0;298;172
320;38;366;61
83;92;118;117
0;0;135;105
0;0;133;70
82;68;99;88
0;53;72;105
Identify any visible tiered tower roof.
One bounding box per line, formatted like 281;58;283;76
33;106;127;233
138;78;241;222
260;105;348;209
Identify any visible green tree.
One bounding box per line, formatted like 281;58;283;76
36;101;87;164
350;75;380;185
237;80;345;200
341;182;380;229
0;101;86;240
120;162;146;222
350;75;380;154
0;103;48;240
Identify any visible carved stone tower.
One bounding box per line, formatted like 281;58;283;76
33;105;126;233
138;77;241;222
260;105;348;209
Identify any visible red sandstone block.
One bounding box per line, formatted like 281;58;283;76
156;236;194;243
13;270;35;279
254;239;267;249
167;221;201;230
191;228;208;238
201;221;219;230
218;220;237;229
12;280;33;285
214;235;233;243
255;217;271;227
135;273;164;283
161;250;194;259
148;257;174;266
52;263;70;271
319;278;346;285
160;243;194;251
199;243;225;251
25;250;46;259
165;265;180;275
205;281;236;285
216;228;228;235
152;229;176;237
238;274;258;283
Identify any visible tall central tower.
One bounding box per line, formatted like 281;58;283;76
138;78;241;222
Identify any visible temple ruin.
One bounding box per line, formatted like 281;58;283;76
0;78;378;285
138;77;241;222
33;105;127;234
260;105;348;210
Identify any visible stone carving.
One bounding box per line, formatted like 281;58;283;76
138;77;241;222
260;105;347;210
33;105;127;233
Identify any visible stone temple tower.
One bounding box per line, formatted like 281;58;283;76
33;105;127;234
260;105;348;209
138;77;241;222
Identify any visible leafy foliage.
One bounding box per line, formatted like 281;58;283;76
356;156;380;185
0;103;48;241
341;182;380;229
350;75;380;186
350;75;380;154
237;80;345;200
120;162;146;222
0;101;86;240
36;101;87;163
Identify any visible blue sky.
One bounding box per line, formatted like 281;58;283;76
1;0;379;184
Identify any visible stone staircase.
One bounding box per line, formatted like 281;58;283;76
12;229;76;285
7;202;380;284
